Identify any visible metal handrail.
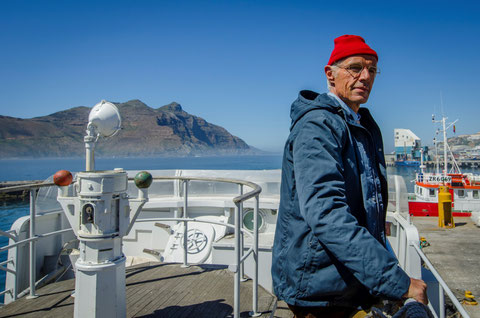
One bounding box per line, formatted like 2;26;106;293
0;175;262;317
390;210;470;318
0;228;73;253
0;230;17;242
127;175;262;202
0;182;55;193
136;176;261;317
412;244;470;318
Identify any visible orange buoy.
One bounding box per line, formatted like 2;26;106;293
53;170;73;186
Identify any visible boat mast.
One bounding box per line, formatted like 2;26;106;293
420;148;425;174
433;114;459;178
442;116;448;178
434;136;439;174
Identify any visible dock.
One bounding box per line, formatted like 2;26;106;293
0;262;292;318
412;217;480;318
385;160;480;169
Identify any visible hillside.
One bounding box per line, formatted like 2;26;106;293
447;132;480;148
0;100;253;158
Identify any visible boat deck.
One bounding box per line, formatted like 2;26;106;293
412;216;480;317
0;262;293;318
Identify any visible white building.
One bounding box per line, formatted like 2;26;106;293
394;128;423;161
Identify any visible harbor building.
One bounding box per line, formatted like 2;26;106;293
394;128;429;166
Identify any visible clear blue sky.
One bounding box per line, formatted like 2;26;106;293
1;0;479;153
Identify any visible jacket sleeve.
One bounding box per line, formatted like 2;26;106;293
292;113;410;299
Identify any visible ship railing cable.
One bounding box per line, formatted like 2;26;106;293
0;176;262;317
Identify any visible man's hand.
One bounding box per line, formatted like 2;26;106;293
404;278;428;304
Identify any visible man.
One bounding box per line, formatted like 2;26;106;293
271;35;427;317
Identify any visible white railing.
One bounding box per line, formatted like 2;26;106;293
139;176;262;317
388;175;470;318
0;182;70;303
0;176;262;317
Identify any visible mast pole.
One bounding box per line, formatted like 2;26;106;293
443;116;448;178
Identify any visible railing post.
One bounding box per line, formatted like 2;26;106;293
234;202;241;318
26;189;38;299
239;184;246;282
181;179;189;268
396;221;401;256
394;175;401;213
251;195;260;316
13;247;18;301
439;285;445;318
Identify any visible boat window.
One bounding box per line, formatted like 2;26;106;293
429;189;435;197
474;190;479;199
458;189;465;197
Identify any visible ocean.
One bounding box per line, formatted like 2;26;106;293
0;155;479;301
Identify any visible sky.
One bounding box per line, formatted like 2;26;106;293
1;0;480;153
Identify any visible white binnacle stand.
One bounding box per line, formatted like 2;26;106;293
58;170;148;318
55;100;149;318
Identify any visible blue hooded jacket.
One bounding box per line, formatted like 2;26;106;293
271;90;410;308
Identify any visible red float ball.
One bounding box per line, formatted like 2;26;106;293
53;170;73;186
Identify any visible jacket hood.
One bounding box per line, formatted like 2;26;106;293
290;90;341;130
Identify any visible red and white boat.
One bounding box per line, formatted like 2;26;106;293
408;115;479;217
408;172;480;217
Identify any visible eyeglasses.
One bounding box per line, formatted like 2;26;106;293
335;63;380;78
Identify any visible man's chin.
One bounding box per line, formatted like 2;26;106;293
351;96;369;105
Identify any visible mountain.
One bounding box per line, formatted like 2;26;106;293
0;100;254;158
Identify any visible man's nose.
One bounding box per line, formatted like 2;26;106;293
358;67;372;81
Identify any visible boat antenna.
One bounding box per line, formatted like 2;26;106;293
440;91;445;117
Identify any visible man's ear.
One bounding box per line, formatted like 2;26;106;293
325;65;335;87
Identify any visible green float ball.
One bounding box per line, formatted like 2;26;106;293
134;171;153;189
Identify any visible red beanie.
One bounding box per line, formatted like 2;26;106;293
327;35;378;65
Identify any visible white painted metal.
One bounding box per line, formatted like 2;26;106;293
239;184;246;282
57;170;148;318
88;100;121;138
26;190;38;299
251;195;260;317
386;212;421;278
412;244;470;318
84;100;121;171
394;175;401;214
84;130;95;172
234;202;241;318
182;180;189;268
439;285;445;318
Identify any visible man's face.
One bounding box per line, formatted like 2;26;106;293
325;55;378;111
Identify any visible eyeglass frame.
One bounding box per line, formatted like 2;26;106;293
331;63;380;78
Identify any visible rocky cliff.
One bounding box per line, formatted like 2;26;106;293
0;100;253;158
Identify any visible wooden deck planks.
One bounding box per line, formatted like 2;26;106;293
0;263;278;318
0;279;75;318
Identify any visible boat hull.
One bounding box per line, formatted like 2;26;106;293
408;201;472;217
